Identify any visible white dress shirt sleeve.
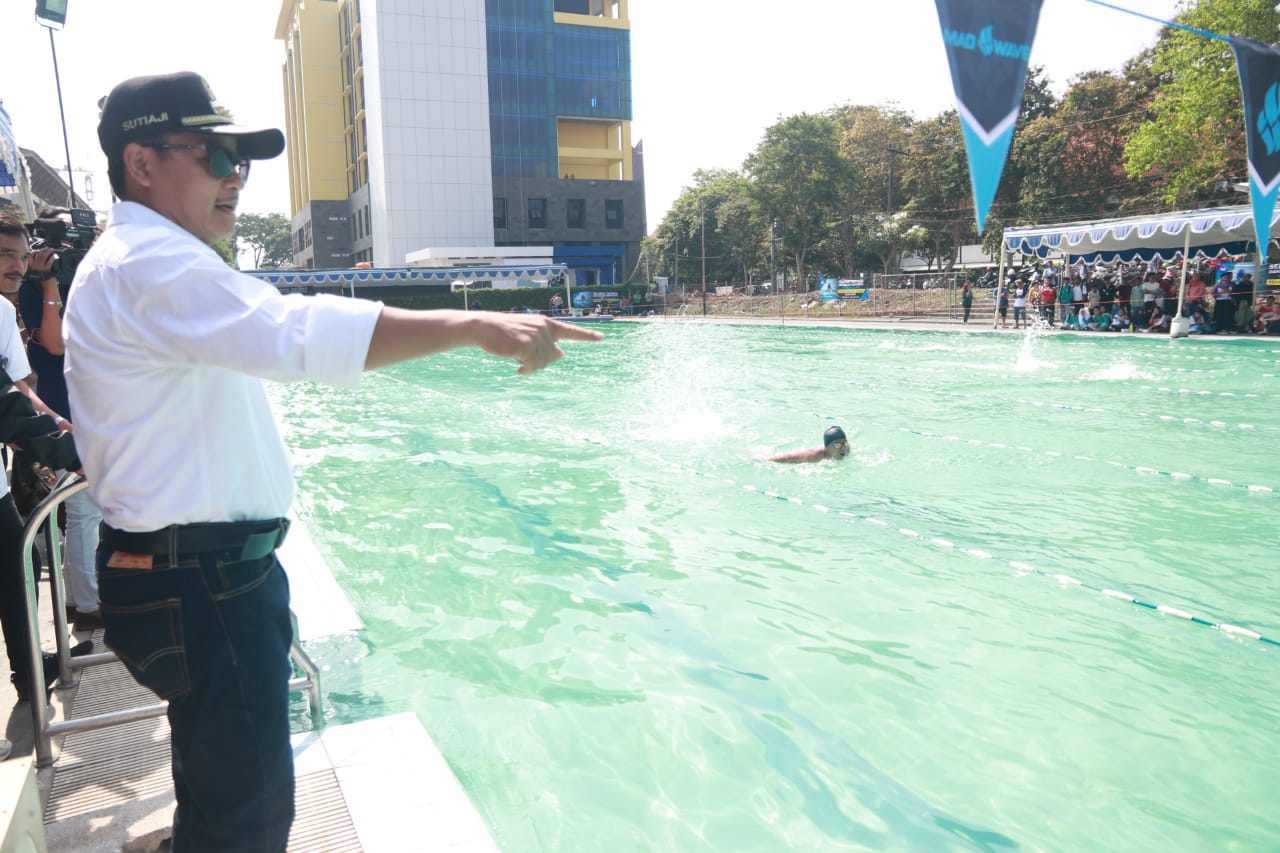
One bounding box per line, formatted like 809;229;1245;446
116;230;382;389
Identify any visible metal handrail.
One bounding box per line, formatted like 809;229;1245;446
21;474;325;767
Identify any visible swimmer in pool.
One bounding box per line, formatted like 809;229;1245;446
768;426;850;464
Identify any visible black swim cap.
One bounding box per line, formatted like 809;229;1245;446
823;426;847;446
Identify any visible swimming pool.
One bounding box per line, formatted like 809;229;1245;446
272;321;1279;851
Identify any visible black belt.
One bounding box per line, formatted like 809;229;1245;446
101;518;290;562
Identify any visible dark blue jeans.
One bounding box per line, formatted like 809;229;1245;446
97;542;295;852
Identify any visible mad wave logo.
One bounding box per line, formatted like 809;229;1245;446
1258;81;1280;156
978;25;995;56
943;24;1031;61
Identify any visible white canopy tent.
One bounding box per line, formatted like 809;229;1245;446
1002;204;1277;263
999;205;1278;336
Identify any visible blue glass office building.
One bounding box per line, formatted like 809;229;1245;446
278;0;645;283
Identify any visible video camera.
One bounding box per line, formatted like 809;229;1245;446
28;208;97;280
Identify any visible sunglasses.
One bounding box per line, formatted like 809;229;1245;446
139;142;251;182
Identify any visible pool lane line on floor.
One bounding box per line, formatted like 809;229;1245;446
666;465;1280;652
897;425;1276;495
366;373;1278;654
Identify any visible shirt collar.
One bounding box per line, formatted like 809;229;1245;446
106;200;203;244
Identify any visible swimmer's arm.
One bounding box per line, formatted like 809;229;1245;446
767;447;826;464
365;307;603;375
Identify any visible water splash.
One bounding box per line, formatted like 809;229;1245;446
1086;360;1153;382
1011;323;1056;374
856;448;892;467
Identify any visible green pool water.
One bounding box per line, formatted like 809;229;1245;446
272;321;1279;852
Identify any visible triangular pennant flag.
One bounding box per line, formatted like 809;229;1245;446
1229;36;1280;280
934;0;1045;234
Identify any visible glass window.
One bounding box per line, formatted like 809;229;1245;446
567;198;585;229
494;198;507;230
605;199;623;229
528;198;547;230
553;28;632;119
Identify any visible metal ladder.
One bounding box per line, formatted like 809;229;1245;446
19;475;325;768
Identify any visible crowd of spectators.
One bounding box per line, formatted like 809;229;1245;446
992;260;1278;335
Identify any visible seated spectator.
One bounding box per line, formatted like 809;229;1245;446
1189;304;1213;334
1078;304;1093;330
1146;304;1170;333
1235;298;1255;334
1253;296;1275;333
1111;305;1129;331
1060;304;1081;330
1090;308;1111;331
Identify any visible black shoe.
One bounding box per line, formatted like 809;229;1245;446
11;654;58;703
11;642;92;702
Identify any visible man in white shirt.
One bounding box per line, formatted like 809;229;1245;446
64;72;601;852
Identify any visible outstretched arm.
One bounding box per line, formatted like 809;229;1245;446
767;447;826;464
364;307;604;374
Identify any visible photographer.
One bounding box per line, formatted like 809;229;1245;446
21;208;103;629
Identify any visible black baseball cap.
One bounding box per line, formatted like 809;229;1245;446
97;71;285;161
823;426;847;447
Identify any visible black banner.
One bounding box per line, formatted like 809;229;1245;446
1230;36;1280;262
934;0;1044;232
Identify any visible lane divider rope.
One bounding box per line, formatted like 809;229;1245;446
665;463;1280;651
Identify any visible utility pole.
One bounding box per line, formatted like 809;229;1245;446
886;147;906;214
771;219;780;317
701;203;707;316
673;229;681;305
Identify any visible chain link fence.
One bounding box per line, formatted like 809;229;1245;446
648;271;999;320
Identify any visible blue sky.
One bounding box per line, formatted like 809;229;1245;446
1;0;1182;232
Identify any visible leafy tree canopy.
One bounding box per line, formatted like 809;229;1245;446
235;212;293;269
1125;0;1271;205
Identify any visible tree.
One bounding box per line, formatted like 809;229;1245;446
1125;0;1272;206
235;213;293;269
832;103;915;216
745;113;850;291
652;169;758;289
865;212;927;275
212;237;237;268
811;104;915;277
1053;71;1153;216
899;110;975;271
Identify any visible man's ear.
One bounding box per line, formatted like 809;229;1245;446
122;143;154;189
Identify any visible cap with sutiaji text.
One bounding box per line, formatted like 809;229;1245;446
97;71;284;161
